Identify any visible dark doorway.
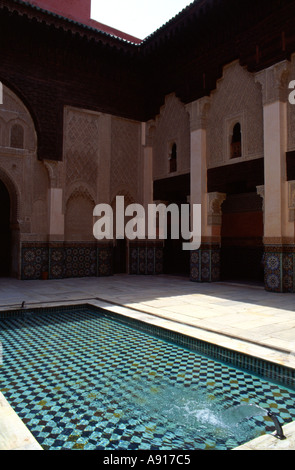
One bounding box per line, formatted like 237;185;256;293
113;239;127;274
221;192;264;283
0;180;11;276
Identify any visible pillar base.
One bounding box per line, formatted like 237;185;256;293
190;244;221;283
129;241;163;275
264;246;295;293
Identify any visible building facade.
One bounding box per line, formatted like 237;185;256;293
0;0;295;292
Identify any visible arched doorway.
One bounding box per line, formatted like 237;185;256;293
0;180;11;276
221;192;264;283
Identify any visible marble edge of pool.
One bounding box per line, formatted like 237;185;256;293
1;298;295;451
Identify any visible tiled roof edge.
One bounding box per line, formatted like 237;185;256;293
4;0;142;46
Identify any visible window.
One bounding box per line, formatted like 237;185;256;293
169;142;177;173
230;122;242;159
10;123;24;149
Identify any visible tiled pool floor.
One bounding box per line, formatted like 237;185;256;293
0;275;295;450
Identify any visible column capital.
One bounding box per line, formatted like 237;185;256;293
207;192;227;226
186;96;211;132
255;60;291;105
256;185;265;211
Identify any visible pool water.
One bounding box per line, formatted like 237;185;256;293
1;306;295;450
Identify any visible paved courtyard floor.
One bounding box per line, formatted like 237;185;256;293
0;274;295;450
1;274;294;365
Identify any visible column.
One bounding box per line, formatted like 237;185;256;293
128;122;163;276
186;97;222;282
44;161;65;279
142;122;153;215
256;61;295;292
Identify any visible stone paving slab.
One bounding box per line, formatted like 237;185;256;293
0;275;294;361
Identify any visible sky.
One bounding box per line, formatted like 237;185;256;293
91;0;194;40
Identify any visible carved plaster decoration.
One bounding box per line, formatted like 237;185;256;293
255;60;291;105
0;85;37;152
111;188;136;208
256;185;265;212
145;121;156;148
64;107;100;196
65;183;96;210
185;96;211;132
207;192;227;226
207;61;264;168
110;117;140;200
44;160;64;188
152;94;191;179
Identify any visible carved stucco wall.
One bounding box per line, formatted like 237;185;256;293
207;61;264;168
64;106;99;203
63;107;142;241
0;86;36;152
65;191;95;241
31;160;49;237
63;106;100;242
110;116;142;204
151;93;191;180
0;85;49;239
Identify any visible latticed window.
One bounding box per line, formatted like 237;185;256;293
230;123;242;158
10;123;24;149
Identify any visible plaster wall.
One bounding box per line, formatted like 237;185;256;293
207;61;264;169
